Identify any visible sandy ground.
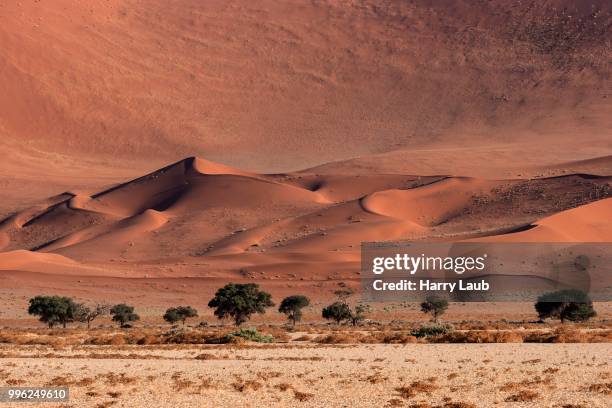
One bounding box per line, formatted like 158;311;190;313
0;343;610;407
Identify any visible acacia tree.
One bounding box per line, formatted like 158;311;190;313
535;289;596;323
322;301;352;324
110;304;140;327
28;296;77;328
420;295;449;323
278;295;310;327
350;303;372;326
74;303;109;329
208;283;274;326
163;306;198;326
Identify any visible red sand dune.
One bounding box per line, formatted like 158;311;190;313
0;157;610;289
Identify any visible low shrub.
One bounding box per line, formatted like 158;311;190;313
223;328;273;343
411;323;453;338
313;333;357;344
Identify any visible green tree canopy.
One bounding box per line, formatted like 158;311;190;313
110;303;140;327
208;283;274;326
28;295;77;328
535;289;596;323
163;306;198;326
278;295;310;326
322;301;352;324
420;295;449;323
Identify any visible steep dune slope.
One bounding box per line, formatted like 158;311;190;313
473;197;612;242
0;0;609;175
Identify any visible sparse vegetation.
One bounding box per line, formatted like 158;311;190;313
396;379;438;399
224;328;273;343
411;323;453;338
504;390;540;402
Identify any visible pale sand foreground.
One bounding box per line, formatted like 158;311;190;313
1;344;610;407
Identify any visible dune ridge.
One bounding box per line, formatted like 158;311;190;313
0;157;610;290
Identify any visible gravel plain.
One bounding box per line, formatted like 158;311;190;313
1;343;610;407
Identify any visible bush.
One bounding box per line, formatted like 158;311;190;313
224;328;273;343
208;283;274;326
411;323;453;338
535;289;596;323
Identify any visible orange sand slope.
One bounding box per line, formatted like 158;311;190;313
471;198;612;243
0;157;610;281
1;0;610;176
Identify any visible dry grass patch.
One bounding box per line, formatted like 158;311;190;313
171;372;194;391
194;353;222;360
274;383;292;392
95;402;117;408
232;380;262;392
584;382;612;395
403;402;476;408
255;370;282;381
314;333;357;344
293;335;312;341
47;376;73;387
504;390;540;402
99;372;137;386
396;379;438;399
364;372;388;384
293;390;314;401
